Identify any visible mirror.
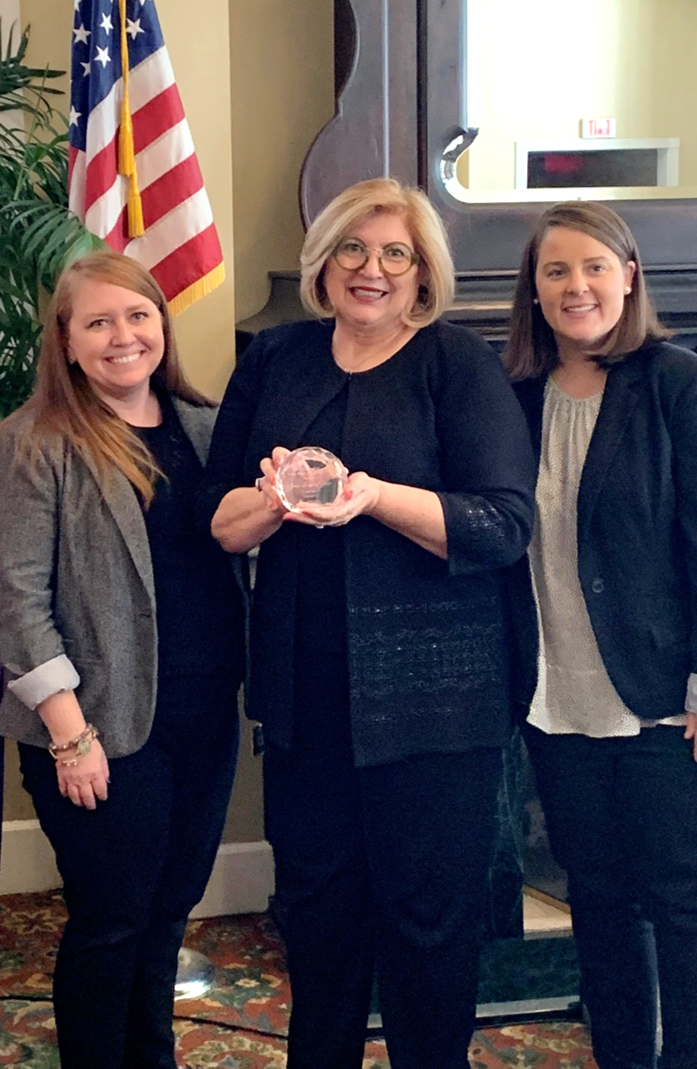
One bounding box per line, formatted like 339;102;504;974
450;0;697;204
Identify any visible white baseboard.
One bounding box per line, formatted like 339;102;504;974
0;819;275;916
190;840;275;918
0;820;60;895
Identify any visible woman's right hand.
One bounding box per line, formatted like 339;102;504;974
211;446;292;553
257;446;291;511
56;738;110;809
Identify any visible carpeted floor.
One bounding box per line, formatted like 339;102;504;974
0;890;598;1068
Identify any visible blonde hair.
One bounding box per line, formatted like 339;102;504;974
504;200;670;380
24;251;211;505
300;178;455;327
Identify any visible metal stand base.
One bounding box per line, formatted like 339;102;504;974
366;998;582;1039
475;996;582;1025
174;947;216;1001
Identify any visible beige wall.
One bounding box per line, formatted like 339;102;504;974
459;0;697;199
229;0;334;322
649;0;697;190
5;0;269;843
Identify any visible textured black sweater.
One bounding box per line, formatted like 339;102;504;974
198;319;535;765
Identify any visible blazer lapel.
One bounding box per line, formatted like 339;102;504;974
513;376;547;462
577;356;645;541
172;397;216;465
81;451;155;603
80;398;219;602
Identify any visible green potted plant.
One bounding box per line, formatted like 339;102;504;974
0;22;101;418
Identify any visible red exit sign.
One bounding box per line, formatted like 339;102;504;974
581;118;616;139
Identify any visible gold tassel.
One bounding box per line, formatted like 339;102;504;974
168;263;226;317
118;0;144;238
127;173;145;237
119;98;135;176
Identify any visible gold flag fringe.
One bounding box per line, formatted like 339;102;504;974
168;263;226;317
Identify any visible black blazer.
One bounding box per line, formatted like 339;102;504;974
199;319;536;765
510;340;697;721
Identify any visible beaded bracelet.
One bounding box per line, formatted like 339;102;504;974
48;723;99;762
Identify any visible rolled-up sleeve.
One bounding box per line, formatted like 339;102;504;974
8;654;80;710
685;673;697;713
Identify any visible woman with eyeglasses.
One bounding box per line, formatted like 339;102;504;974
197;178;535;1069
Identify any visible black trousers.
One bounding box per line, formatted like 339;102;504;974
524;723;697;1069
264;654;503;1069
19;677;239;1069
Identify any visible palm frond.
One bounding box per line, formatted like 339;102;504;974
0;22;98;416
0;22;64;118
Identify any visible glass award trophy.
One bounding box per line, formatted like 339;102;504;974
275;447;348;513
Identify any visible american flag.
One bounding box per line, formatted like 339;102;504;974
68;0;225;314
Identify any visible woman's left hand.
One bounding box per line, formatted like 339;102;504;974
285;471;381;528
684;712;697;762
56;738;110;809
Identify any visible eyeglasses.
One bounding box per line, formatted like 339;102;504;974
331;238;420;277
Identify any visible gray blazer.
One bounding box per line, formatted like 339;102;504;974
0;398;217;757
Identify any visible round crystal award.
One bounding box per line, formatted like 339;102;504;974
275;447;348;513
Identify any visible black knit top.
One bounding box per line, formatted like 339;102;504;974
135;395;243;686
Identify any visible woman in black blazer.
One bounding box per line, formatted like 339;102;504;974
504;201;697;1069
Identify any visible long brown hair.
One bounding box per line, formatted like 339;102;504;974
503;201;670;380
22;251;212;504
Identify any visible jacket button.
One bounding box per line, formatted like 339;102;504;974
591;577;604;594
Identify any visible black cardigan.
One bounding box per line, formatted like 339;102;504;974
509;340;697;721
199;319;535;765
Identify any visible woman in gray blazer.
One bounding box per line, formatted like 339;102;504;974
505;201;697;1069
0;251;244;1069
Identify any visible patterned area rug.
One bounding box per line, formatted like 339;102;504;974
0;890;598;1068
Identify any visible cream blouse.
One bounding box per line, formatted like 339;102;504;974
528;376;686;736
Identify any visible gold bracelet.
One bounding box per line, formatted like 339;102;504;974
48;723;99;761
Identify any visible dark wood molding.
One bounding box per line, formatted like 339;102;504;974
238;266;697;354
300;0;419;228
